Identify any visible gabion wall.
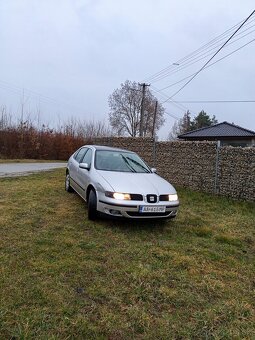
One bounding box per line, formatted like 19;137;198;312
155;141;218;193
92;137;255;202
218;147;255;201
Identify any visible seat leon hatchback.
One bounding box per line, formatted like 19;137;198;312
65;145;179;220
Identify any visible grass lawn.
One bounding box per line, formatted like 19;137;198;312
0;169;254;339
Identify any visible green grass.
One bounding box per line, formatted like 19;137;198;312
0;169;254;339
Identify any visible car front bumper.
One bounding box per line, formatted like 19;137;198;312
97;193;179;219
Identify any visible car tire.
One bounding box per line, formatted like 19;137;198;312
65;172;74;192
88;189;98;220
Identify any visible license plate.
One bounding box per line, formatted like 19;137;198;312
139;206;166;213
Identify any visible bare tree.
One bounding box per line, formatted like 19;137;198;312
168;110;191;140
0;106;10;130
108;80;165;137
168;120;182;140
76;119;113;139
57;117;112;139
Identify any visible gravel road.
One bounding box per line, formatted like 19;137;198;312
0;163;66;177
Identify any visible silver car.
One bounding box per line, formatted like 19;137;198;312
65;145;179;220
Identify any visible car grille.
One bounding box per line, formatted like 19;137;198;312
159;194;169;201
130;194;143;201
146;194;157;203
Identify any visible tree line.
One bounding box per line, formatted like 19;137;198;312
0;107;112;160
0;79;218;159
168;110;218;140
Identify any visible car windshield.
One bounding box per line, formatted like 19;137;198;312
95;150;151;173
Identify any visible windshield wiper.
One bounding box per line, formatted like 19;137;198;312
120;154;136;172
125;156;150;173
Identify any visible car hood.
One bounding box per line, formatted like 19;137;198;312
97;171;176;195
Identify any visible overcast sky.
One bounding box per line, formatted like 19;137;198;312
0;0;254;139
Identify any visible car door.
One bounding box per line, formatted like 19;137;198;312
76;148;93;200
69;147;88;194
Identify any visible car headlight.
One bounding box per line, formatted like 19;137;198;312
105;192;131;200
168;194;178;201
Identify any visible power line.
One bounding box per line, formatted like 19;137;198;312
144;16;255;83
151;85;188;111
149;25;255;83
0;80;58;105
159;37;255;92
0;79;83;113
151;87;193;120
165;111;181;120
162;10;255;103
150;87;184;120
150;87;193;121
175;100;255;103
173;18;255;64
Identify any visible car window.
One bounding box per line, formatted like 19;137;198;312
74;148;88;163
81;148;92;167
95;150;151;173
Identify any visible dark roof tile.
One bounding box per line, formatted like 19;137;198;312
178;121;255;138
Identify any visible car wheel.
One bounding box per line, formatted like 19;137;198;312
88;189;98;220
65;172;74;192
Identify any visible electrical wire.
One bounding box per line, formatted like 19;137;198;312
174;100;255;103
0;80;59;104
151;85;188;113
0;79;83;113
165;111;182;120
159;37;255;92
149;25;255;83
162;10;255;103
151;86;198;120
151;86;186;108
144;16;255;83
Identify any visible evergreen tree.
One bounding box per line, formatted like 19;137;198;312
190;110;218;130
168;110;218;140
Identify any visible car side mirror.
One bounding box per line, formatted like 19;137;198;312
79;162;90;170
151;168;157;173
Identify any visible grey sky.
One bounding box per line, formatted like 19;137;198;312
0;0;254;139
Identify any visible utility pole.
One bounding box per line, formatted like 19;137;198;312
139;83;150;137
152;100;158;138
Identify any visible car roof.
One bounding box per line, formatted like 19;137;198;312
84;145;135;153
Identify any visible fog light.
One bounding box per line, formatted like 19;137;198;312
109;209;122;216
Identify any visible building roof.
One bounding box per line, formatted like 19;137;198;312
178;121;255;139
